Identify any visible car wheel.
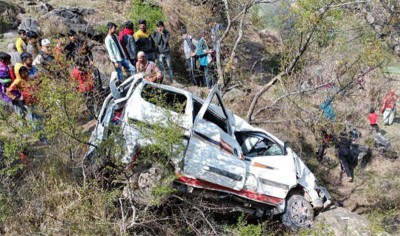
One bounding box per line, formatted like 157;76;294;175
128;163;164;206
282;194;314;231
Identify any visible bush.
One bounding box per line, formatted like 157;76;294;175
130;0;165;32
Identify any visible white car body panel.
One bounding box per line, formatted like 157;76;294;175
87;75;328;210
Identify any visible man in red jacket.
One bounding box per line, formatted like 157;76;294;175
119;21;138;66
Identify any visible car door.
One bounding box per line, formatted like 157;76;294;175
183;86;246;191
242;132;297;199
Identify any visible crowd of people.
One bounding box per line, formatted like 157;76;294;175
0;18;225;127
317;87;399;183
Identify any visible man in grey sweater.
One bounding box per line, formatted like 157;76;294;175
153;21;173;82
105;22;136;81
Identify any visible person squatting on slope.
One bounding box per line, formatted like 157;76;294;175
136;51;162;83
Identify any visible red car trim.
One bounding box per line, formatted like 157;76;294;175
177;175;284;205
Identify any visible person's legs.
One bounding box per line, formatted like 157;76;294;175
115;61;123;81
187;58;196;85
121;59;136;75
158;53;165;76
339;154;352;180
146;52;156;62
164;53;173;81
388;108;396;125
204;65;212;89
199;65;206;87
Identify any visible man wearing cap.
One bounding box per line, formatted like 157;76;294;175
105;22;136;81
33;38;54;66
134;19;156;62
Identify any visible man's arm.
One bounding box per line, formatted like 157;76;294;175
162;31;170;43
6;79;21;100
153;32;162;45
126;35;138;62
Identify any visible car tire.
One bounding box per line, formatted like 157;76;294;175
282;194;314;231
129;163;165;206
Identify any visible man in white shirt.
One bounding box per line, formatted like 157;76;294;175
105;22;136;81
181;27;198;85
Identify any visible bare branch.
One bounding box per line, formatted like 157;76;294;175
253;81;335;118
246;1;334;122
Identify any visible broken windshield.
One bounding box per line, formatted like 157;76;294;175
141;84;187;114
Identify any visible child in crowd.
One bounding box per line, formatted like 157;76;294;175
368;107;379;132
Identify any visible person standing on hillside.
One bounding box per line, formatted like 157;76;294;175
105;22;136;81
335;130;354;182
368;107;379;132
15;29;27;53
119;21;138;66
197;31;214;88
26;31;40;59
153;21;173;82
6;66;40;119
33;38;54;67
181;27;198;86
0;52;15;104
134;19;156;62
380;89;397;125
71;56;97;117
320;97;336;122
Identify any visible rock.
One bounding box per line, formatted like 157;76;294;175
223;88;246;102
259;29;282;45
0;1;24;33
37;2;54;14
314;207;373;235
40;7;96;36
18;16;40;33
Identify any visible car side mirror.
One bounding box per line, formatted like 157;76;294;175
283;141;290;155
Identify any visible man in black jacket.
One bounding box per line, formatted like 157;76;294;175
335;131;354;182
153;21;173;82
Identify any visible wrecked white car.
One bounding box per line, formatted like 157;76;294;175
86;73;331;231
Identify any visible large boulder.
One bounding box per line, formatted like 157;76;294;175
314;207;373;235
0;1;24;33
18;15;40;33
40;7;96;36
